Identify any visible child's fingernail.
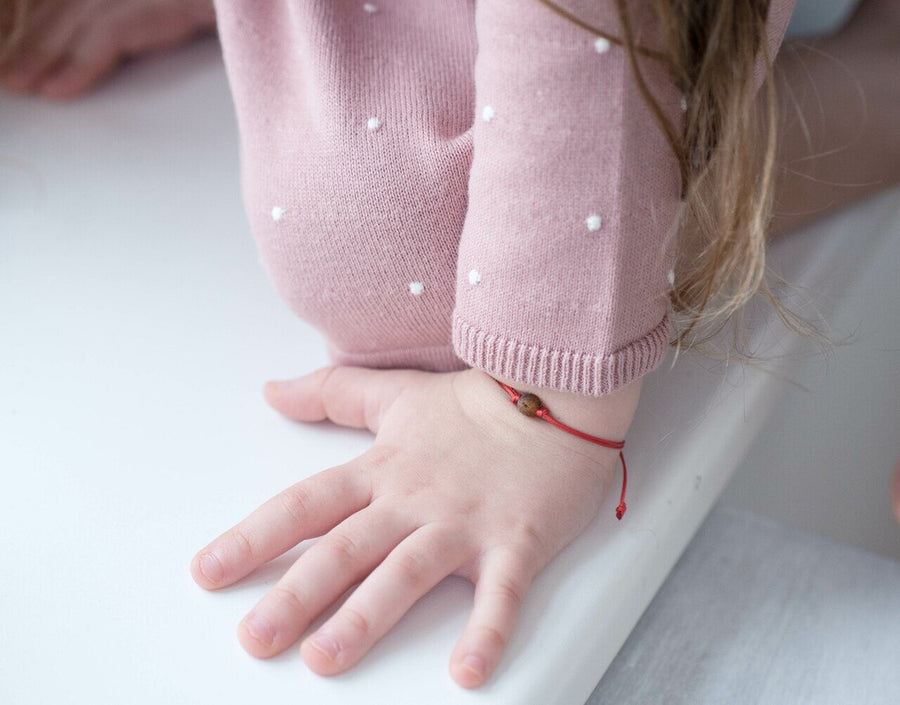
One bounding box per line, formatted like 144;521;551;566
198;552;224;583
244;613;276;647
309;631;341;661
462;653;486;678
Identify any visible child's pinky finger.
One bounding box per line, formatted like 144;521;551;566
449;548;534;689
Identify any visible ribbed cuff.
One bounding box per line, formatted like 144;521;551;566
452;314;670;396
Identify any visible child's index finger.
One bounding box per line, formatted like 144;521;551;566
190;459;373;590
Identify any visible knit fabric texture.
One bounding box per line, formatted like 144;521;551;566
213;0;794;396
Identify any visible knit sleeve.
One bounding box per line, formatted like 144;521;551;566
451;0;678;396
451;0;795;397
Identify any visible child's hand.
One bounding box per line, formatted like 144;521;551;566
190;366;640;688
0;0;215;99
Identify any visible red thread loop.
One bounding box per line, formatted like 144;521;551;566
615;451;627;519
495;380;629;520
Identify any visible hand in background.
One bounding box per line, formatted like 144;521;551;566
191;366;640;688
0;0;215;99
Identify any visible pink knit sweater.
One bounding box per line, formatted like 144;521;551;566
213;0;794;396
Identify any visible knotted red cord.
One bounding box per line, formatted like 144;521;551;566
495;380;629;520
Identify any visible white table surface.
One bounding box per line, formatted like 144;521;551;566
589;506;900;705
0;38;891;705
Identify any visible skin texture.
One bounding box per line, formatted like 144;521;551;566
190;366;641;688
0;0;216;99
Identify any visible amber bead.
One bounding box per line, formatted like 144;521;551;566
516;393;543;417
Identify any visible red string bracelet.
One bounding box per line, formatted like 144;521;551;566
494;380;629;520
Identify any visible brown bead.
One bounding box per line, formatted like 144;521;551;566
516;393;543;417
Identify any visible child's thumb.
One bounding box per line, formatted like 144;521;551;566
263;365;415;432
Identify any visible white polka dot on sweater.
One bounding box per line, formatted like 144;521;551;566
594;37;611;54
585;214;602;231
363;3;378;13
366;116;382;131
680;96;688;112
667;269;676;286
482;105;495;123
408;281;425;296
468;269;482;285
271;206;285;222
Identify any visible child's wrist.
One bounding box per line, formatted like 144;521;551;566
474;369;642;444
